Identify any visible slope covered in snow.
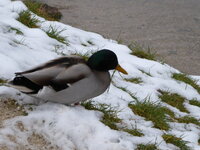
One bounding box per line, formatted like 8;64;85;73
0;0;199;150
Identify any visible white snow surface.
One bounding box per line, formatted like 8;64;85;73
0;0;199;150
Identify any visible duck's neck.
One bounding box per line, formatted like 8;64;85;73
93;70;111;87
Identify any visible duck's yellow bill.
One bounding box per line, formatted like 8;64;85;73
115;65;128;74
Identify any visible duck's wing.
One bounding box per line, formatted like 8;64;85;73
16;56;85;75
49;63;92;91
12;56;87;92
51;63;91;84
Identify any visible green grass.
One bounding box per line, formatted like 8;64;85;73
158;90;189;113
172;73;200;94
23;0;62;21
0;79;7;84
81;101;121;130
116;38;123;44
113;83;138;100
71;51;92;60
45;26;68;45
177;116;200;126
123;128;144;137
124;77;143;84
0;78;7;86
8;27;23;35
128;100;170;130
189;99;200;107
136;144;158;150
81;41;95;47
162;134;190;150
139;69;152;77
82;101;145;135
128;42;157;61
13;38;26;46
53;44;65;55
87;40;95;45
81;43;87;47
157;91;200;126
162;107;176;119
17;10;40;28
162;106;200;126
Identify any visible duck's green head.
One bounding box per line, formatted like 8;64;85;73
87;49;128;74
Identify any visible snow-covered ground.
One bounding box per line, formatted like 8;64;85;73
0;0;199;150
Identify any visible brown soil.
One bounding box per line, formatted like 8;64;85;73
0;99;25;128
0;99;59;150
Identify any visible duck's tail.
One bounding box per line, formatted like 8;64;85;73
9;76;43;94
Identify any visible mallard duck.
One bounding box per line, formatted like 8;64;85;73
10;49;128;104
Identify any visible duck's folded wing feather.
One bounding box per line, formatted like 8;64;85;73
16;56;86;75
51;63;92;84
21;66;64;85
15;56;86;86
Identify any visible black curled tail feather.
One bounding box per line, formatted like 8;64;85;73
12;76;43;93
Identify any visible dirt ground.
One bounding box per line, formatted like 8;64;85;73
39;0;200;75
0;99;59;150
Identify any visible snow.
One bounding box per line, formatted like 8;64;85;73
0;0;199;150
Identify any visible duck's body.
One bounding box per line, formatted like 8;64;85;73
10;49;127;104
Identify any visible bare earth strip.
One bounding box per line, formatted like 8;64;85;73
0;99;59;150
0;99;24;128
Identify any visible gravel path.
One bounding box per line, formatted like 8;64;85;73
40;0;200;75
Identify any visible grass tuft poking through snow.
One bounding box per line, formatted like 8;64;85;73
44;25;68;45
158;90;189;113
123;128;144;137
162;134;190;150
128;99;170;130
161;106;199;126
23;0;62;21
113;83;138;100
87;40;95;45
139;69;152;77
162;107;176;120
124;77;143;84
81;101;121;130
82;101;146;135
189;99;200;107
0;79;7;84
128;42;157;61
8;27;23;35
13;38;26;46
136;143;158;150
81;40;95;47
81;43;87;47
24;0;62;21
17;10;40;28
172;73;200;94
71;51;93;60
176;116;200;126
